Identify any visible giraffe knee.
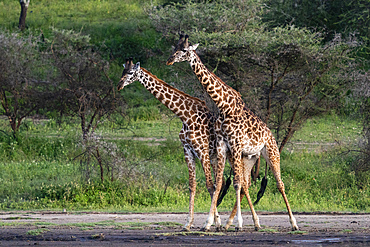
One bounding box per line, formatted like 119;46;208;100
208;187;214;195
233;182;241;191
276;181;285;192
189;182;197;193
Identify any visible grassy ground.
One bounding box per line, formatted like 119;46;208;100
0;0;368;213
0;114;368;213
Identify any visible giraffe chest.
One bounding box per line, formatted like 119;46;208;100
221;116;266;156
180;122;213;159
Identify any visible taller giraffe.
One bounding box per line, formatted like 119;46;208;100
118;58;223;231
167;35;299;231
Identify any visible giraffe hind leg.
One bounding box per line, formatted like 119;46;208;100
225;156;261;231
262;147;299;231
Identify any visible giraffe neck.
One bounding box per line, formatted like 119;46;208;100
189;52;244;115
137;68;207;122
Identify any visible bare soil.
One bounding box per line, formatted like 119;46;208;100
0;211;369;246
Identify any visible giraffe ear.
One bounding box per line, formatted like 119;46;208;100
122;64;126;68
188;43;199;51
134;62;140;70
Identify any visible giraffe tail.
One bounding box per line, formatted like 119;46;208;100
254;161;268;205
217;169;232;207
251;157;261;183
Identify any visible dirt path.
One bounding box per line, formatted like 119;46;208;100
1;211;369;246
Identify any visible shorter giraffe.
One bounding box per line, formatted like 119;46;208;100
118;58;223;231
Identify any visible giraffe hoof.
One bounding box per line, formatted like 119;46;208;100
182;226;191;232
200;227;211;232
216;226;224;232
292;226;299;231
235;227;242;232
224;224;231;231
254;226;261;231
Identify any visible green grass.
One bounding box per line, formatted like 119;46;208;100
27;228;50;236
0;221;30;227
0;114;368;213
290;113;362;152
0;0;368;215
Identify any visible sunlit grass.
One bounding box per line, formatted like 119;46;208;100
0;0;163;30
291;113;362;146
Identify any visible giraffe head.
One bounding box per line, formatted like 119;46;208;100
117;58;141;91
166;34;199;65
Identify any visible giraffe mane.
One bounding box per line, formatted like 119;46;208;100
192;53;265;123
193;53;242;98
140;67;208;108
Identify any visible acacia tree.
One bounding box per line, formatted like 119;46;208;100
149;0;360;151
46;28;120;182
19;0;31;31
0;31;53;138
263;0;370;59
213;28;360;152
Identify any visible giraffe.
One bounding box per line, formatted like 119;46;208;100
118;58;224;231
166;35;299;232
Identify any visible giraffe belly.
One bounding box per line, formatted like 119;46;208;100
241;142;264;159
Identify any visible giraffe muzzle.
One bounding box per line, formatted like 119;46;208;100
166;57;175;65
117;79;125;91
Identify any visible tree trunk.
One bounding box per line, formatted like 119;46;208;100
364;98;370;165
95;146;104;182
19;0;30;31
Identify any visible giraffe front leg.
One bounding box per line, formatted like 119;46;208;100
201;179;225;232
214;207;222;231
234;181;243;232
183;148;196;231
201;141;226;232
184;184;196;231
224;192;244;231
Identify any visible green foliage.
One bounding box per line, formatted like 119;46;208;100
148;0;264;37
262;0;370;60
149;0;363;152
